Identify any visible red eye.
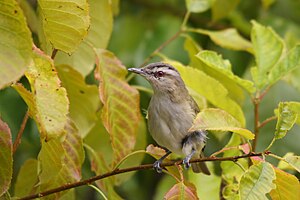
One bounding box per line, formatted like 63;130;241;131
155;71;165;78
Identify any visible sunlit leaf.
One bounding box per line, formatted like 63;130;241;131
270;167;300;200
185;0;211;13
164;182;199;200
250;21;284;89
56;65;100;138
38;120;84;199
111;0;120;15
0;0;32;89
269;45;300;86
55;0;113;76
189;28;253;53
14;50;69;140
115;118;147;184
284;154;300;173
183;35;202;67
0;119;12;197
38;0;90;53
196;50;255;95
85;144;122;200
274;102;297;139
190;108;254;139
95;49;141;166
211;0;239;22
14;159;38;198
167;60;246;126
277;152;296;171
239;162;276;200
19;0;39;33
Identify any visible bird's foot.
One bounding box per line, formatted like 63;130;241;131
153;160;163;173
182;157;191;169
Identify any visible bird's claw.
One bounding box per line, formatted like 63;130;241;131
153;160;163;173
183;157;191;169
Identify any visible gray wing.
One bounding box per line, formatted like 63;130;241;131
188;95;200;115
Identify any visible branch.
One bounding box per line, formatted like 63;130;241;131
18;152;263;200
252;97;260;152
51;49;58;59
258;116;277;129
140;29;183;67
13;110;29;154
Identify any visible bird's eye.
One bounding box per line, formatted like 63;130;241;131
154;71;165;78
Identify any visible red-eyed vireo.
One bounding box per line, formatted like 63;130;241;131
128;62;210;175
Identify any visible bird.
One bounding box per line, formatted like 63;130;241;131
128;62;210;175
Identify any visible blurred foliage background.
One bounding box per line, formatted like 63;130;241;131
1;0;300;199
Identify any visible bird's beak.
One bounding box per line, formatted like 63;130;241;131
128;68;146;76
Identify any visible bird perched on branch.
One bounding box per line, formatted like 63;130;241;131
128;62;210;175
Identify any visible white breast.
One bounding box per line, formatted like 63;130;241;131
148;94;195;155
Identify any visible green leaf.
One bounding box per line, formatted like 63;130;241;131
56;65;100;138
38;120;84;199
55;0;113;76
168;60;246;126
269;45;300;86
188;169;222;200
0;0;32;89
85;144;122;200
284;154;300;173
38;0;90;53
270;167;300;200
190;108;254;139
14;51;69;140
0;119;12;197
283;67;300;93
277;152;296;171
261;0;276;9
286;101;300;125
183;35;202;67
14;159;38;198
250;21;284;89
211;0;240;22
95;49;141;166
189;28;253;53
223;184;239;200
196;50;255;94
185;0;211;13
111;0;120;15
239;162;276;200
274;102;297;139
221;134;248;183
84;114;113;164
114;118;147;184
164;182;199;200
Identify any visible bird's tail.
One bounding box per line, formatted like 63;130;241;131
191;152;210;175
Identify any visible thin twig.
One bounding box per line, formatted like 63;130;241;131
140;30;183;67
13;110;29;154
258;116;277;129
18;152;263;200
51;49;58;59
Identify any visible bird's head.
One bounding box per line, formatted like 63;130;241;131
128;62;185;93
